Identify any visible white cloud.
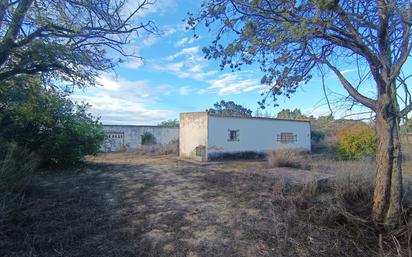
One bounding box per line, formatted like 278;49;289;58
142;34;160;47
174;36;197;47
197;88;207;94
71;74;175;125
327;68;357;79
175;37;189;47
340;69;356;75
72;93;175;125
165;46;199;60
179;86;190;95
162;22;187;36
96;76;121;91
128;0;177;18
152;46;217;80
207;72;265;95
122;58;144;69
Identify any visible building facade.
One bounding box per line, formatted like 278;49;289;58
179;112;311;160
101;125;179;152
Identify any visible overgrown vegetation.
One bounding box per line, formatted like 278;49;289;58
2;153;410;256
0;143;38;194
141;132;157;146
0;77;105;166
276;108;309;120
272;160;411;256
191;0;412;223
336;123;377;160
267;149;311;170
158;119;179;127
206;100;253;117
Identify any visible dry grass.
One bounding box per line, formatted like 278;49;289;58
272;159;412;256
1;152;411;257
126;143;178;156
267;149;311;170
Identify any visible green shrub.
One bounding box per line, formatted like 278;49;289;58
158;119;179;127
336;123;376;160
311;129;325;144
0;77;105;166
39;107;105;165
141;132;156;145
0;143;38;193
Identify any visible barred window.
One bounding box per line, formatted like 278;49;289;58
277;132;297;144
107;132;124;139
228;129;240;141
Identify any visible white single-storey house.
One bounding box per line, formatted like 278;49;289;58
101;125;179;152
179;112;311;161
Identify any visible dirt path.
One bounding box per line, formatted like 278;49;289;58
0;154;337;257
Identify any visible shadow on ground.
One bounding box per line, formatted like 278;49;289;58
2;155;410;257
1;157;287;257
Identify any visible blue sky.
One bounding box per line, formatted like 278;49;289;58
70;0;408;125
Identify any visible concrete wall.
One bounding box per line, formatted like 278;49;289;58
101;125;179;152
179;112;208;158
207;115;311;158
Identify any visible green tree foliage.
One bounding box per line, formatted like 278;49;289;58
158;119;179;127
337;123;377;160
141;132;156;145
0;0;156;88
189;1;412;223
276;109;312;120
0;77;104;166
206;100;252;117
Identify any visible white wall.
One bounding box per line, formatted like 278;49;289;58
101;125;179;152
179;112;208;158
207;116;310;157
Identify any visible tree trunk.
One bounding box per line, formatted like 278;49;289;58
372;95;403;225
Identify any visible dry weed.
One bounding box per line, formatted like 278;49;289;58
126;143;178;156
271;159;412;256
267;149;311;170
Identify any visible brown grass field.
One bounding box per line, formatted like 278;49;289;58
1;151;411;257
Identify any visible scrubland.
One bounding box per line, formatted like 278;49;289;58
1;147;411;256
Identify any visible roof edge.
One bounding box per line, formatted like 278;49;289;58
180;112;310;123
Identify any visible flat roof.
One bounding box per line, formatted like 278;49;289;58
180;112;310;123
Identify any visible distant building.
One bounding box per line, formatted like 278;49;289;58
101;125;178;152
179;112;311;161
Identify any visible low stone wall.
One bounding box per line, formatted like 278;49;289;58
101;125;179;152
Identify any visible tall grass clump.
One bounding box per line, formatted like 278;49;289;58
0;143;38;194
267;149;311;170
271;159;412;256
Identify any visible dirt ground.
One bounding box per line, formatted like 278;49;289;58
1;153;410;257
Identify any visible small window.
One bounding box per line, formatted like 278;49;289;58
106;132;124;140
228;129;240;141
277;132;297;144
